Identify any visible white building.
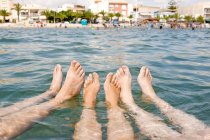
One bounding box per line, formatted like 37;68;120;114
57;4;85;13
0;0;13;11
89;0;109;14
11;4;47;22
0;0;13;22
178;1;210;20
89;0;131;18
132;5;160;21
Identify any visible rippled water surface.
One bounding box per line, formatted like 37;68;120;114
0;28;210;139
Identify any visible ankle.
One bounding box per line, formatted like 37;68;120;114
48;89;58;97
83;101;96;109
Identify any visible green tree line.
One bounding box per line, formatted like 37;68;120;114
41;10;125;23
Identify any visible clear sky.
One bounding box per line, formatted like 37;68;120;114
14;0;209;8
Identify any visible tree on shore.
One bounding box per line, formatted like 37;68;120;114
93;14;99;23
83;10;94;22
128;15;133;24
128;15;133;19
115;13;121;20
0;10;10;23
157;14;161;21
41;10;55;23
14;3;22;22
196;15;204;23
184;15;192;22
168;0;177;12
163;15;169;21
108;13;114;21
41;9;97;23
66;10;75;21
174;13;179;21
56;12;66;22
99;10;106;20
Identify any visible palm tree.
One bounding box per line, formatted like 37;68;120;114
128;15;133;24
42;10;54;22
196;15;204;23
115;13;121;20
174;13;179;21
184;15;192;22
41;10;51;18
157;14;161;21
0;10;10;23
56;12;66;22
168;0;177;12
108;13;114;21
93;14;99;23
128;15;133;19
99;10;106;20
14;3;22;22
83;10;94;21
163;15;169;21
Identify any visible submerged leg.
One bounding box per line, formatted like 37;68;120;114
0;60;85;139
137;66;207;135
73;73;102;140
105;73;134;140
116;66;180;139
0;64;63;117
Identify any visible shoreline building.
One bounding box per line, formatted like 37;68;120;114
57;4;85;13
0;0;13;22
0;0;12;11
11;4;47;23
89;0;131;19
132;4;160;21
178;1;210;22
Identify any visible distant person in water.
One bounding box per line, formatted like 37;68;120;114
0;60;85;139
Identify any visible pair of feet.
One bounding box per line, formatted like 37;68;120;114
83;66;157;109
49;60;85;103
49;60;157;107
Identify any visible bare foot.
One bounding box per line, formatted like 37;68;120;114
83;72;100;108
49;64;63;96
137;66;157;100
55;60;85;103
104;73;120;109
116;66;135;105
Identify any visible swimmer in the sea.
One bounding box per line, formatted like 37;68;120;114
114;65;210;139
0;60;85;139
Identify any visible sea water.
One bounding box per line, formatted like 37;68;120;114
0;28;210;139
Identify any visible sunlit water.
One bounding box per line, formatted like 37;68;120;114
0;27;210;139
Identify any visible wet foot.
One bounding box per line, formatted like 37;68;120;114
137;66;157;100
104;73;120;109
55;60;85;103
83;72;100;108
49;64;63;96
116;66;135;105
